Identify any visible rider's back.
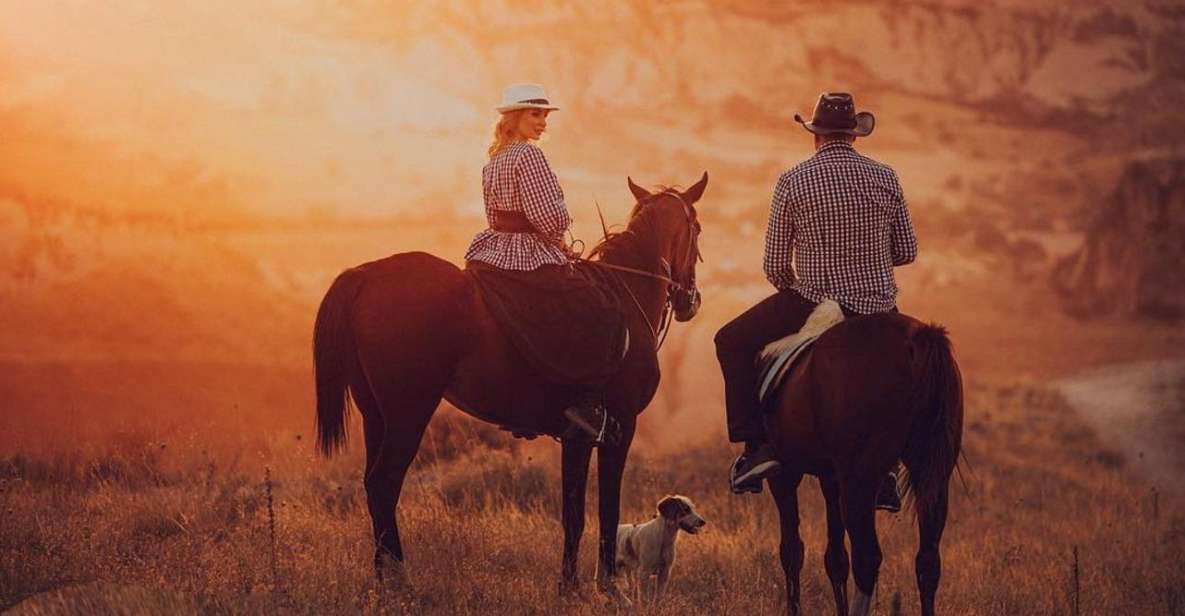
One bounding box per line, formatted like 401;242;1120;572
773;141;915;315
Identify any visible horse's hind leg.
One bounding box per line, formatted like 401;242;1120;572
915;485;949;616
768;472;804;616
840;476;882;616
363;379;442;582
820;477;850;616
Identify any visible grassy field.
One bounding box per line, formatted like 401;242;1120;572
2;379;1183;615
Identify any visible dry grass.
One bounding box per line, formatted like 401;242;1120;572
2;381;1183;615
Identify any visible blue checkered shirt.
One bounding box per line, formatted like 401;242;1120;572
763;140;918;314
465;142;572;271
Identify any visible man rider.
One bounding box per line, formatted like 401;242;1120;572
715;92;917;510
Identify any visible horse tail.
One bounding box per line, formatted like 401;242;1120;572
901;323;964;516
313;266;367;457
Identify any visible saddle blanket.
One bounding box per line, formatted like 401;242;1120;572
756;299;845;405
466;260;629;386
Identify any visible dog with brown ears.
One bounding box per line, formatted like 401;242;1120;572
614;494;706;604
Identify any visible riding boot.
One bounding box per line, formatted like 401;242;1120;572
875;469;902;513
729;439;782;494
562;392;620;446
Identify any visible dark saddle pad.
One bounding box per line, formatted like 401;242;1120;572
467;261;629;386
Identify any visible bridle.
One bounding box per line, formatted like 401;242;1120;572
583;189;702;350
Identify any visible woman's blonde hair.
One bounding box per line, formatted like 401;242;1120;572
488;109;527;159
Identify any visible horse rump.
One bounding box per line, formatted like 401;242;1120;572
900;323;964;516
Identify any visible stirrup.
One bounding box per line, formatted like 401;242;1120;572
729;451;782;494
729;461;768;494
562;404;620;446
875;471;902;513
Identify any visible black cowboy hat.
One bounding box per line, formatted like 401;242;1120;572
794;92;875;137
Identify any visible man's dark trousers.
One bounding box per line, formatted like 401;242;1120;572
715;289;873;444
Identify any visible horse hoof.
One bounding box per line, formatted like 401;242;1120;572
598;579;633;609
849;587;872;616
375;554;411;589
558;579;586;601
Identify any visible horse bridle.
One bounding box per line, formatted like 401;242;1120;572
587;189;702;350
663;189;703;306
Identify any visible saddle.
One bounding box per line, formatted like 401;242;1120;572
466;260;629;387
756;299;845;405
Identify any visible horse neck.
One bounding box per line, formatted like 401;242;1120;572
599;219;669;325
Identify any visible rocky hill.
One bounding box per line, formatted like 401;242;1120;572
2;0;1182;363
1052;158;1185;320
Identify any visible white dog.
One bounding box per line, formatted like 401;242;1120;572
615;494;706;604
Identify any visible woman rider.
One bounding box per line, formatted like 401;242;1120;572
464;83;619;444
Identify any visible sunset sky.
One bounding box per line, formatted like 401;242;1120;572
2;1;1158;230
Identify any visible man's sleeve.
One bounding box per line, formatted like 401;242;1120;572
763;174;797;289
889;172;918;266
516;146;571;239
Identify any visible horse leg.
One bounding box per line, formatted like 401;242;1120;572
349;375;393;577
840;476;882;616
820;477;850;616
560;440;593;596
595;419;636;602
364;383;441;584
768;472;805;616
915;485;949;616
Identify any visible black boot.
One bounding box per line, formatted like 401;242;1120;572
875;470;902;513
729;441;782;494
562;395;620;446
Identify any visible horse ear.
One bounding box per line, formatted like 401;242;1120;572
627;176;651;202
682;172;709;204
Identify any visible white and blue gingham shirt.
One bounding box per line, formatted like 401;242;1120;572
764;141;918;314
465;142;572;271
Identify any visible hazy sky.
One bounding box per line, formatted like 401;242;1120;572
0;1;1159;227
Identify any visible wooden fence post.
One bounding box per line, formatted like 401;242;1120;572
1071;545;1080;616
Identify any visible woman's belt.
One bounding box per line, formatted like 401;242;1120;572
489;210;536;233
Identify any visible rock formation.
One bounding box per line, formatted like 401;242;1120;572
1052;159;1185;320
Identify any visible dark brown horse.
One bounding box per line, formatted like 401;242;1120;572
312;174;707;597
764;313;963;616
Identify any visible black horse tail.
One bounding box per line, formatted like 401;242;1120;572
901;323;964;516
313;266;367;457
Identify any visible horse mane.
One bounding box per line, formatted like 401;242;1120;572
588;185;681;262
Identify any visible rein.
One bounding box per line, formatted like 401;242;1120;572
575;190;699;351
583;252;684;290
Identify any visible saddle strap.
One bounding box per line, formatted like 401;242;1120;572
489;209;536;233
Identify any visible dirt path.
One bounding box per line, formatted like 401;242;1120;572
1056;359;1185;492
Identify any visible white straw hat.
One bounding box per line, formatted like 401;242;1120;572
496;83;560;113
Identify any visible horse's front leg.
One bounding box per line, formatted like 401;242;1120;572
560;440;593;596
596;418;636;602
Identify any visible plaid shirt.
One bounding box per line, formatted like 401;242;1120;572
763;140;918;314
465;142;572;271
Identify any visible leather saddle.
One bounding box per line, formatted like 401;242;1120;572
756;299;845;406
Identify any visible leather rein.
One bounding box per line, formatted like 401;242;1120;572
579;190;701;350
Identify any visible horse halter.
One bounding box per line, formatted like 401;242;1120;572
588;188;701;292
658;190;703;309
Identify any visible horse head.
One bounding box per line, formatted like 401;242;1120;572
626;172;708;322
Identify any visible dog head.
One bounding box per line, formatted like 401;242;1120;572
656;495;706;534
